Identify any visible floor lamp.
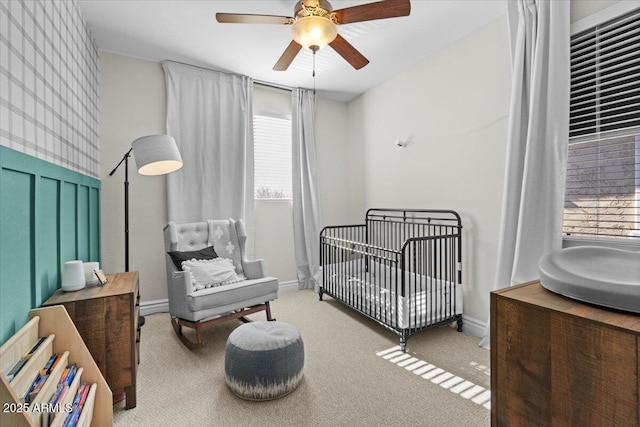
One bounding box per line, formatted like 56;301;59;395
108;135;183;346
109;134;183;271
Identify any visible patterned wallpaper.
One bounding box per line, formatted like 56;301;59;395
0;0;99;178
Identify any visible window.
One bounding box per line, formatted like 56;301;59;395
253;113;292;199
563;8;640;240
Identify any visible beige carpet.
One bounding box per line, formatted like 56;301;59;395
114;290;490;426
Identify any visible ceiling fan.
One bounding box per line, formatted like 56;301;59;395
216;0;411;71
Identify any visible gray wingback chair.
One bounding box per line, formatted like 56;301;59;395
163;219;278;349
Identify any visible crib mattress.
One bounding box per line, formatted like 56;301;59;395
322;260;462;329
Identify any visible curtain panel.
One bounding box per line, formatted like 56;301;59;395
292;88;323;290
162;62;255;255
480;0;570;348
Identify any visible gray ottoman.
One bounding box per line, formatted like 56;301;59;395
225;321;304;400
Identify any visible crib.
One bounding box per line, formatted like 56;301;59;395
320;209;463;351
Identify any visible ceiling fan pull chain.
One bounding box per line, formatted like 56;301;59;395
312;48;316;95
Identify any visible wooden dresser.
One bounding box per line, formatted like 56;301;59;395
491;280;640;426
43;271;140;409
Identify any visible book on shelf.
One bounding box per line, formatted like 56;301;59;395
42;383;69;427
42;352;62;374
4;336;47;381
24;353;62;403
42;364;81;427
71;383;85;407
24;372;48;403
49;382;68;406
78;384;90;407
59;363;77;387
62;382;89;427
46;362;77;407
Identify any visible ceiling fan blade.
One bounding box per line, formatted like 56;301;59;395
273;41;303;71
333;0;411;25
329;34;369;70
216;13;293;25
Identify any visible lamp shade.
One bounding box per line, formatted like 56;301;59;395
131;135;183;176
291;16;337;51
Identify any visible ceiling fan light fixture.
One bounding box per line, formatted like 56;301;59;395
291;16;337;51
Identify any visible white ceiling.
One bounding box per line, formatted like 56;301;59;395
77;0;506;102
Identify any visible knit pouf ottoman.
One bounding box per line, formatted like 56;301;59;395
225;321;304;401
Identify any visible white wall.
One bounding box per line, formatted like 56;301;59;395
346;15;512;323
570;0;627;22
99;53;352;301
316;95;363;225
99;52;169;302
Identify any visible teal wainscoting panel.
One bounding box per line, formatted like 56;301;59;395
89;187;101;262
0;168;35;345
61;182;78;264
37;177;61;305
77;185;90;262
0;146;101;344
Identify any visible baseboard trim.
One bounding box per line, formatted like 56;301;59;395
140;299;169;316
461;314;486;338
278;280;299;293
139;280;301;316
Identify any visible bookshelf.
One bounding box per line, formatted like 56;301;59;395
0;305;112;427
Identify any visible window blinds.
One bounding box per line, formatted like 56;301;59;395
253;113;292;199
564;8;640;239
569;8;640;141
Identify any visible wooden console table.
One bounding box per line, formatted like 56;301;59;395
43;271;140;409
491;280;640;426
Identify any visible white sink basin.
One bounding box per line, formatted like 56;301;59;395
538;246;640;313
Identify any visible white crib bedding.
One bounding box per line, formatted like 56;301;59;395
322;260;463;329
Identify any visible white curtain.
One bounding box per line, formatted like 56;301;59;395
292;88;322;290
162;62;254;254
479;0;570;348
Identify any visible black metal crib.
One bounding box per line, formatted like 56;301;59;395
319;209;463;351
